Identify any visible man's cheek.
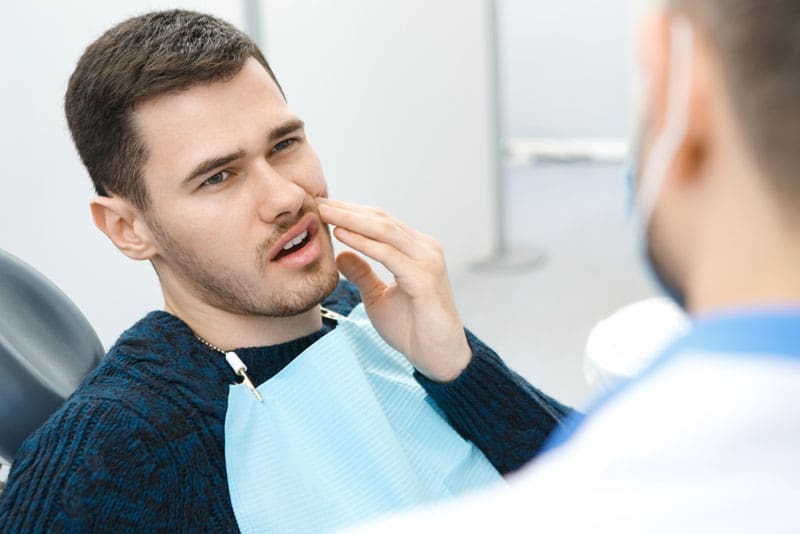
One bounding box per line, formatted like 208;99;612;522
301;174;328;199
299;150;327;197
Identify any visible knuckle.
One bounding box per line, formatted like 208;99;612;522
421;255;446;277
378;218;395;234
369;206;388;218
428;238;444;255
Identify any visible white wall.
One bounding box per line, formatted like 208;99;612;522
0;1;243;349
0;1;496;348
260;0;496;277
498;0;634;139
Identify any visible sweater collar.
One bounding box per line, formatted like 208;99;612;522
136;310;336;386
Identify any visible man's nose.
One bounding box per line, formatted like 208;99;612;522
251;161;306;221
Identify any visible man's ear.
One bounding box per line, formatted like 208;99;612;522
90;196;158;261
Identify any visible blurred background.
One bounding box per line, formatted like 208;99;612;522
0;0;656;409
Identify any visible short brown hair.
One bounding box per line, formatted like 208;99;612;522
672;0;800;198
65;10;282;209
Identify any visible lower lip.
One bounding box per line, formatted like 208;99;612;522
272;230;322;268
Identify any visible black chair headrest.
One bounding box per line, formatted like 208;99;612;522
0;250;104;461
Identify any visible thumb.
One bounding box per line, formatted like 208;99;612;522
336;251;386;307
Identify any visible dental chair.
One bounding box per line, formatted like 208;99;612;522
0;249;104;470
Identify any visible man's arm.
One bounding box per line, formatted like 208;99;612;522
317;199;579;473
415;330;577;474
325;279;578;473
0;399;182;532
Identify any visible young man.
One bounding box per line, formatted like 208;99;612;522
365;0;800;531
0;10;571;532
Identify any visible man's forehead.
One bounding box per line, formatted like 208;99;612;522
133;59;287;128
131;59;295;184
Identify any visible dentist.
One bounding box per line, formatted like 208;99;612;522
352;0;800;531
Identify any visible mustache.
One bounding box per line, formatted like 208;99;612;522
255;201;322;261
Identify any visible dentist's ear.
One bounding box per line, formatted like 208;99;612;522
90;196;158;261
639;12;672;138
640;12;712;187
678;27;716;185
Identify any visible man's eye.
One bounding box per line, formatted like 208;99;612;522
272;138;298;153
202;171;230;187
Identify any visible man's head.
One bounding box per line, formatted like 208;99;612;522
66;10;279;210
633;0;800;311
68;10;339;318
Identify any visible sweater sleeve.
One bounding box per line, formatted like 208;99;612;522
323;279;363;316
0;398;182;533
329;278;580;474
415;329;582;475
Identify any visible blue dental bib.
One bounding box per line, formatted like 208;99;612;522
223;304;503;533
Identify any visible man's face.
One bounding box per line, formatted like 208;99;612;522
133;58;339;317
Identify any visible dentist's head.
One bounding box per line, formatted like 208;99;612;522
632;0;800;313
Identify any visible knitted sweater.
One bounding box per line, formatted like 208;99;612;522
0;281;573;532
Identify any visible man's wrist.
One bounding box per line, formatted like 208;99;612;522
416;334;472;383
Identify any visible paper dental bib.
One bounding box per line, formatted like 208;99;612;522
224;304;503;533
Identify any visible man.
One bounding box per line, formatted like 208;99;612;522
0;10;571;532
363;0;800;531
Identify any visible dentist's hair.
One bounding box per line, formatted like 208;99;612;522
672;0;800;198
65;10;282;209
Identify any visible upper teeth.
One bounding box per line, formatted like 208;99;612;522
282;230;308;250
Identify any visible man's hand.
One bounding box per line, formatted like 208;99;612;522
317;198;471;382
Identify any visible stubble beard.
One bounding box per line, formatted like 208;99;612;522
149;216;340;318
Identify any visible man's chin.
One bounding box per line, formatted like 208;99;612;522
264;262;341;318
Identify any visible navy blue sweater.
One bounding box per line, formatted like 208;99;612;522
0;281;572;532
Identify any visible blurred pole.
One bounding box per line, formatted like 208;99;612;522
473;0;545;273
243;0;263;48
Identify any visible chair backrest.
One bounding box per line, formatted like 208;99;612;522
0;249;104;461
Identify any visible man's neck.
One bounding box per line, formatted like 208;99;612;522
162;291;324;352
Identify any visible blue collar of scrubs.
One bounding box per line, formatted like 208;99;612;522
659;307;800;359
546;307;800;451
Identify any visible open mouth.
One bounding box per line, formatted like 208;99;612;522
272;229;311;261
268;213;321;265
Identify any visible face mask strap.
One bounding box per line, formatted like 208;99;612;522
636;16;695;227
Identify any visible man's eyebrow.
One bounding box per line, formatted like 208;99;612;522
182;150;246;185
269;119;305;142
180;119;305;185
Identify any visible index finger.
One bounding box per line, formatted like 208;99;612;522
316;199;424;258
